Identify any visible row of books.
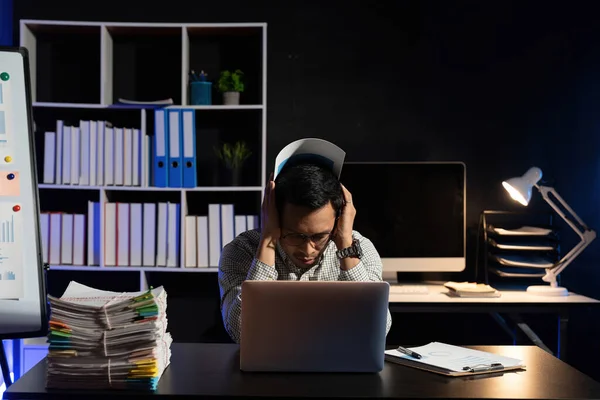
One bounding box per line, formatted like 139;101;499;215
41;109;206;189
39;202;259;268
42;119;151;187
184;210;258;268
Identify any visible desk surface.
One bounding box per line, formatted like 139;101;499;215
388;284;600;305
6;343;600;400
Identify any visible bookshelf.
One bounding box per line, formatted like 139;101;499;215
19;20;267;290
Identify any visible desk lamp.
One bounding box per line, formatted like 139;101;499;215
502;167;596;296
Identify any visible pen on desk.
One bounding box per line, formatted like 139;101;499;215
396;346;422;359
462;363;504;373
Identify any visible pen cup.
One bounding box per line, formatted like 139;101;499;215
190;81;212;105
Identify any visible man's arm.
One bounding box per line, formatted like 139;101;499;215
218;238;278;344
338;232;393;335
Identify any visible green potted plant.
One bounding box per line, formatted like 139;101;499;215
214;141;252;185
217;69;245;105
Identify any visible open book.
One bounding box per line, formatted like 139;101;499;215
385;342;525;377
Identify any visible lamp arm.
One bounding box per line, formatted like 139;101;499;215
537;185;588;234
536;185;597;285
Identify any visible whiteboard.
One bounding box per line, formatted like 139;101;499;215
0;47;47;339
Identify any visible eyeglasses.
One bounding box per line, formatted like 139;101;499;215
280;232;333;248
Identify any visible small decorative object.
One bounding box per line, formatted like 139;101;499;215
217;69;244;105
214;141;252;186
189;70;212;105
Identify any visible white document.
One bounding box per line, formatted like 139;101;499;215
55;120;63;184
114;127;124;185
196;216;209;268
104;127;114;185
142;203;156;266
43;131;55;183
61;126;71;184
124;128;133;186
61;214;74;264
70;126;80;185
129;203;143;266
79;120;90;185
492;226;553;236
72;214;85;265
385;342;524;373
184;216;196;268
155;202;168;267
96;121;104;186
89;120;97;186
274;138;345;179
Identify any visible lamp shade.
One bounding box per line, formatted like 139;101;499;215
502;167;543;206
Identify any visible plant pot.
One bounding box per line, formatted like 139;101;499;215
221;167;242;186
223;91;240;105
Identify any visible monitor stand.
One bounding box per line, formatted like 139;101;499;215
0;341;12;388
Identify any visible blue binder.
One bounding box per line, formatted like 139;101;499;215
167;109;183;188
153;109;169;187
181;110;197;188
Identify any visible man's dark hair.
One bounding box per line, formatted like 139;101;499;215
274;163;344;219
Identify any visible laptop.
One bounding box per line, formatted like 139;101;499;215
239;280;390;372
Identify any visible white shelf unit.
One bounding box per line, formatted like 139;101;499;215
19;19;267;285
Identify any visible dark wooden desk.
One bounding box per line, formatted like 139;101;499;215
5;343;600;400
388;284;600;360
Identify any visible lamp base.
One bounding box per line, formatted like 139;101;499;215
526;285;569;297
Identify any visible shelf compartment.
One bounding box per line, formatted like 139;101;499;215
105;26;182;106
185;26;264;106
21;22;102;104
190;109;263;187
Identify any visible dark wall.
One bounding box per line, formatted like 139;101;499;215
13;0;600;378
15;0;600;288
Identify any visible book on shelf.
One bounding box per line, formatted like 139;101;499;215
39;202;258;269
42;119;151;188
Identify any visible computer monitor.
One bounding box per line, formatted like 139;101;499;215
340;162;466;278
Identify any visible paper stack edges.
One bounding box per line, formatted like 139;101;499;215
45;281;172;391
444;281;501;298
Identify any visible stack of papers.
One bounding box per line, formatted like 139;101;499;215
45;281;172;391
443;281;501;298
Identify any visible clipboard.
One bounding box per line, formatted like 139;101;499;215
384;342;526;377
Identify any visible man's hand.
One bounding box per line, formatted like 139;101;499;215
257;173;279;266
334;184;356;250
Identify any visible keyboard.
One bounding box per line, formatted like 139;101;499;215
391;285;430;295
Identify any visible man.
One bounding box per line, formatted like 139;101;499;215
218;161;392;344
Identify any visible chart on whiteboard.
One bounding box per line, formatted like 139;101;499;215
0;202;23;299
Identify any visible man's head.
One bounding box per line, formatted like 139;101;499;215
274;163;344;268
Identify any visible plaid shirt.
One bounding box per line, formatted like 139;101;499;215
218;229;393;343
